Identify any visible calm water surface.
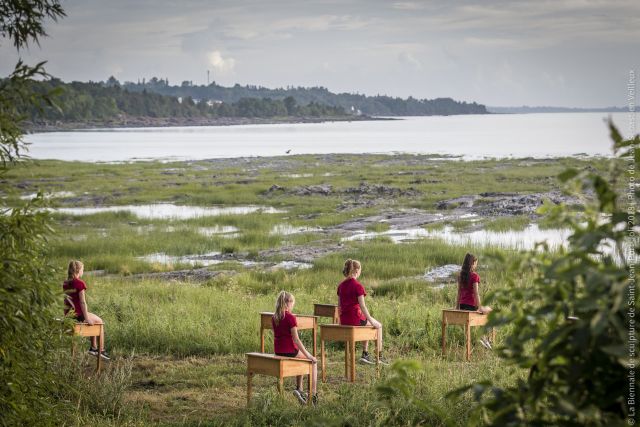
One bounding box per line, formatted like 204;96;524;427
25;113;637;162
48;204;285;220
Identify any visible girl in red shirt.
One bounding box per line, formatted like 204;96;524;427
337;259;389;365
63;260;109;359
272;291;318;405
456;253;492;348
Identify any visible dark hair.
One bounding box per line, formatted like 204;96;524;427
458;253;478;288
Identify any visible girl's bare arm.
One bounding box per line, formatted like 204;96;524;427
357;295;381;328
78;290;91;323
291;327;316;362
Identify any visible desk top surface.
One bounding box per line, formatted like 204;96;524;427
260;312;318;319
442;309;484;315
246;352;312;361
319;324;376;329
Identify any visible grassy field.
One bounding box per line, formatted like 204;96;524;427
4;154;604;425
84;244;528;426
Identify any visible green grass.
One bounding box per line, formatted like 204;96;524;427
365;222;391;232
8;153;603;425
85;253;524;425
483;215;531;231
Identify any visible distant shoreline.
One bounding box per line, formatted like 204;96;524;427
25;115;396;133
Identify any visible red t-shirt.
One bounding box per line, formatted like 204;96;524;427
272;311;298;354
459;272;480;307
63;278;87;318
337;277;367;325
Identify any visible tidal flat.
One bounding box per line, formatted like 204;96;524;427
4;153;607;425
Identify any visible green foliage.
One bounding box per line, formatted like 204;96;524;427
376;361;454;426
0;0;64;48
15;79;347;123
452;122;639;426
120;77;489;116
0;1;72;425
0;198;59;425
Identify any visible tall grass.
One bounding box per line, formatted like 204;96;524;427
10;154;593;425
87;239;523;357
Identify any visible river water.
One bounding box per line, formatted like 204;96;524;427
24;112;637;162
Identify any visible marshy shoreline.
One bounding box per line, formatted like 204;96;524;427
5;152;606;425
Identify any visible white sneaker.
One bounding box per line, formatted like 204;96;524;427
359;353;375;365
479;337;492;350
377;354;391;366
292;389;307;405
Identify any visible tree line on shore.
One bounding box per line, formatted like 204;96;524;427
120;76;488;116
16;78;347;123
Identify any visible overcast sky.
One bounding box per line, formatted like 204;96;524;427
2;0;639;107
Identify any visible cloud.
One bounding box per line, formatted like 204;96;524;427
208;50;236;73
398;51;422;70
392;2;424;11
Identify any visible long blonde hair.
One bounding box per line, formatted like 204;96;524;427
273;291;294;326
342;259;361;278
67;260;84;281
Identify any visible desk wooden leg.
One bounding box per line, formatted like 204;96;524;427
345;342;350;380
277;376;284;395
247;371;253;407
96;330;102;373
307;365;313;406
375;335;381;379
465;321;471;362
441;316;447;356
351;341;357;382
312;325;317;357
321;339;326;383
260;327;265;353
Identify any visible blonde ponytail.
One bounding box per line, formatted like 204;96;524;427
273;290;294;326
342;259;362;278
67;260;84;281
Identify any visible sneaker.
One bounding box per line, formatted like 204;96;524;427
99;350;111;360
292;389;307;405
377;353;391;366
312;394;318;407
88;347;99;357
479;337;492;350
359;352;375;365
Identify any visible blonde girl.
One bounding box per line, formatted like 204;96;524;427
272;291;318;405
337;259;389;365
63;260;109;359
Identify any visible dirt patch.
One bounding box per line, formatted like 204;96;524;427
258;242;346;263
436;191;582;216
329;210;444;233
135;269;235;282
265;182;418;199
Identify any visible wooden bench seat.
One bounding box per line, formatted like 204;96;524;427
71;322;104;372
246;352;314;406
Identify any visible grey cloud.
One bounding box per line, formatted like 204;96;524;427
0;0;638;107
